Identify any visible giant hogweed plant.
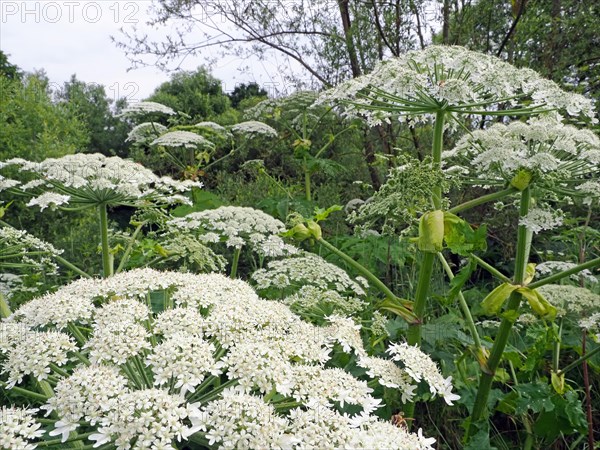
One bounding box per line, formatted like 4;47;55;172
0;268;461;449
316;45;600;442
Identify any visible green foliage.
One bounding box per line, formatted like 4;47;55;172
0;73;88;161
56;75;130;156
146;67;234;123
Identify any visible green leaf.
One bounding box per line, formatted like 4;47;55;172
313;204;342;222
443;212;487;256
481;283;517;315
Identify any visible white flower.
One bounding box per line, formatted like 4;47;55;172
168;206;293;256
0;406;45;450
126;122;168;143
519;207;563;234
0;175;20;191
151;130;215;149
2;330;77;388
43;365;129;439
85;321;151;365
26;192;70;210
147;332;222;395
119;101;176;116
387;342;460;405
357;355;417;403
252;253;367;297
536;261;597;284
230;120;278;137
318;46;596;124
196;389;290;449
3;153;201;210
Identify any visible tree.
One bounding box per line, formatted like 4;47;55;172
0;72;88;161
228;82;268;109
446;0;600;101
146;67;234;123
56;75;130;156
115;0;434;88
0;51;21;81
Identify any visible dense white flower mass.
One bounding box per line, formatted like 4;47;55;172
536;284;600;317
151;130;216;150
1;269;448;449
230;120;278;137
318;45;596;124
1;153;202;209
119;101;176;116
0;175;20;191
252;253;367;297
168;206;298;256
443;116;600;194
0;406;45;450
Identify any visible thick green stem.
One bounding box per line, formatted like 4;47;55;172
469;187;532;435
0;291;12;318
304;160;311;202
0;381;49;401
528;257;600;289
437;253;482;350
115;222;145;274
406;110;446;345
552;319;563;372
54;255;92;279
470;254;512;284
318;238;417;323
98;203;113;278
449;187;517;215
35;432;95;447
230;247;241;279
558;344;600;375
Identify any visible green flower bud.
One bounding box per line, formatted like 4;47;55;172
306;220;322;241
510;169;533;191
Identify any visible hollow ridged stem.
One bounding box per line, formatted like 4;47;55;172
230;247;241;279
318;238;417;323
98;203;113;277
469;187;532;434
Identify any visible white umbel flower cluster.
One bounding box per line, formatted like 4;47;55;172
252;253;367;297
43;365;129;440
119;101;175;116
519;207;564;234
88;389;202;449
0;225;63;275
443;116;600;195
318;45;596;124
387;342;461;406
168;206;298;256
230;120;278;138
536;284;600;317
1;153;201;209
126;122;168;143
0;406;45;450
151;130;216;150
2;330;76;388
2;268;446;449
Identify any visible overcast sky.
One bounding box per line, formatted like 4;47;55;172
0;0;293;103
